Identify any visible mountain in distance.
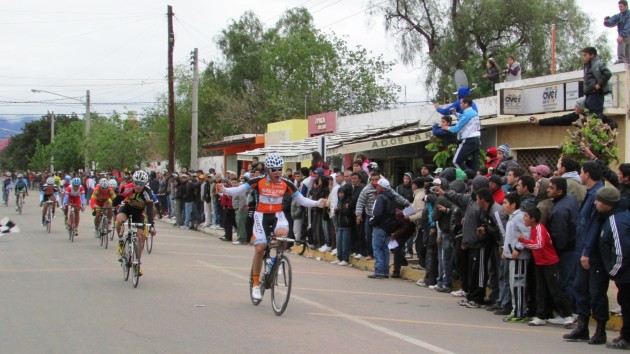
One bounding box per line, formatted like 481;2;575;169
0;115;40;151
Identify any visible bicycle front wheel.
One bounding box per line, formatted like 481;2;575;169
271;256;292;316
146;234;153;254
122;240;130;281
132;239;140;288
46;208;52;234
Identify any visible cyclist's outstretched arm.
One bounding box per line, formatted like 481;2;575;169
292;191;324;208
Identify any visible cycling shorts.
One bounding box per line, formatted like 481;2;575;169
252;211;288;246
117;204;146;223
66;196;82;207
93;199;112;208
43;194;56;202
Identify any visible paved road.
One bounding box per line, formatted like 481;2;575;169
0;194;615;353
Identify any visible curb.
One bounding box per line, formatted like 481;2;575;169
157;217;623;332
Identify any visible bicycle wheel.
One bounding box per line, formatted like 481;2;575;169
68;210;75;242
122;239;130;281
146;233;153;254
271;256;292;316
249;266;262;306
132;239;140;288
17;195;22;215
102;218;109;249
46;207;52;234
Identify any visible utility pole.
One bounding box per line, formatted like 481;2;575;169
85;89;91;172
190;48;199;170
50;111;55;173
167;5;176;173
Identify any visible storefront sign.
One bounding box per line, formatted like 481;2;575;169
342;131;434;154
308;112;337;136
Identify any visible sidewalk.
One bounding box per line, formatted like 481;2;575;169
159;217;623;332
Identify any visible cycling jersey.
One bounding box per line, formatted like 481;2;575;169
121;185;155;210
90;185;115;208
63;185;85;206
14;178;28;192
40;183;59;202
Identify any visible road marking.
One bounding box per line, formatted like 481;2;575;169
159;251;251;258
196;259;454;353
292;286;452;301
307;313;565;335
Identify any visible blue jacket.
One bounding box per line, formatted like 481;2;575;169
369;188;397;233
435;87;479;115
604;10;630;37
432;123;459;146
599;205;630;284
577;181;604;258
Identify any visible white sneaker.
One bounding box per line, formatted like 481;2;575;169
251;286;262;300
450;290;466;297
353;254;363;259
338;261;349;266
428;285;439;290
330;260;340;264
546;315;565;325
331;248;337;256
319;245;332;252
562;316;575;326
528;317;546;326
405;252;413;259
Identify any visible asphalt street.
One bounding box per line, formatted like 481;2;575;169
0;193;617;353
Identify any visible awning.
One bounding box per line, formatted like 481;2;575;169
202;134;264;151
236;122;417;162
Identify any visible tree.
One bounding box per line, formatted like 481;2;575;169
49;121;84;171
372;0;612;97
28;140;50;172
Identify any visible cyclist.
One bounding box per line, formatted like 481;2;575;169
2;172;13;206
90;178;115;238
114;170;155;276
221;153;326;300
62;178;85;235
108;178;119;194
14;173;29;210
40;177;59;226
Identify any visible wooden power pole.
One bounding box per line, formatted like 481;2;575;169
167;5;175;172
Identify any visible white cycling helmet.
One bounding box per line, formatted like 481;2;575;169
264;154;284;169
367;161;379;170
132;170;149;183
46;177;54;185
108;179;118;188
17;173;23;178
99;178;108;188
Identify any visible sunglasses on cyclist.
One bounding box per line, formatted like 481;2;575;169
269;168;282;173
134;181;145;187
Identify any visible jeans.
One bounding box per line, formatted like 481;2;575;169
371;226;390;276
498;258;511;309
336;227;352;262
321;217;330;247
617;35;630;63
437;233;453;288
557;250;577;312
213;199;221;225
184;201;194;227
236;208;247;242
585;93;605;116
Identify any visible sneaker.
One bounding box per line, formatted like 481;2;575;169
232;241;244;245
318;245;332;252
457;299;469;306
436;286;452;293
528;317;547;326
428;285;439;290
562;316;575;327
390;272;401;278
337;261;349;266
405;252;413;259
410;264;425;270
330;259;340;264
180;226;190;230
486;304;500;312
94;230;100;238
331;248;337;256
465;301;481;309
450;290;466;297
494;308;512;316
546;315;566;325
251;286;262;300
353;254;363;260
416;280;428;287
508;317;529;323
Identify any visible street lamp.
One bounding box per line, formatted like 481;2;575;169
31;89;91;172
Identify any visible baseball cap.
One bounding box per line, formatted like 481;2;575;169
377;178;390;188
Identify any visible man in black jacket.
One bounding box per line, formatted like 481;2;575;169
367;178;396;279
547;177;580;317
349;172;365;258
178;174;196;230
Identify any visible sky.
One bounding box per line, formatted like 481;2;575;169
0;0;618;138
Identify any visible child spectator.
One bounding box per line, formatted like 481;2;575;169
331;184;353;266
518;207;574;327
432;115;459;147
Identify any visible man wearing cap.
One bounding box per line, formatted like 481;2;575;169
529;165;550;182
367;178;397;279
495;144;520;177
488;175;505;205
529;97;617;129
596;187;630;349
485;147;499;173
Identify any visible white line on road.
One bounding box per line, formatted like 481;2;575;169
196;259;456;354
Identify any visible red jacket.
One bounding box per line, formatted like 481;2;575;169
220;194;233;209
519;223;559;266
492;188;505;205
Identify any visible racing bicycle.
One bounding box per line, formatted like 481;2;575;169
120;220;149;288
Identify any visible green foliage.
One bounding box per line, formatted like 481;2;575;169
49;121;84;171
28;140;50;172
562;112;619;164
374;0;612;98
425;137;458;168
